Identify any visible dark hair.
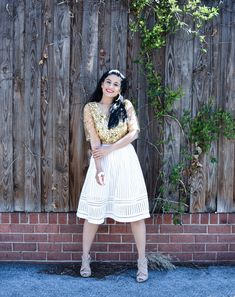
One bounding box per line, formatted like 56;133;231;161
89;70;128;129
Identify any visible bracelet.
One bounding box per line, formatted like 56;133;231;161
97;171;104;178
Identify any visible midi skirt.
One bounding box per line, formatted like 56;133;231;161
76;144;150;224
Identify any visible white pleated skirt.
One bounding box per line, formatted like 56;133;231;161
76;144;150;224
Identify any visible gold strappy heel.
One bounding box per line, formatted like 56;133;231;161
136;257;148;283
80;254;91;277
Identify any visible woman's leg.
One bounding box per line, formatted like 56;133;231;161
130;219;146;260
80;220;99;277
82;219;99;257
130;219;148;282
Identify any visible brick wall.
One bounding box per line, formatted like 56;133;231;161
0;213;234;263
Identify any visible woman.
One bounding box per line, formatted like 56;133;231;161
76;69;150;282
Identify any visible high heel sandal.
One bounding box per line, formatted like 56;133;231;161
80;254;91;277
136;257;148;283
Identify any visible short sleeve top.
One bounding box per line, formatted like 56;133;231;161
83;99;140;144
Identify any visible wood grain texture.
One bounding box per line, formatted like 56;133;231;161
40;0;54;211
0;0;14;211
52;1;70;211
12;0;25;211
217;0;235;212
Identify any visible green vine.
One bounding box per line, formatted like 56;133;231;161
130;0;235;223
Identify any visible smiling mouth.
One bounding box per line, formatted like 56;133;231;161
106;89;114;93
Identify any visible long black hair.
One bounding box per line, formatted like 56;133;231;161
89;70;128;129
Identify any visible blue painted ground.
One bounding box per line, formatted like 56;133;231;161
0;263;234;297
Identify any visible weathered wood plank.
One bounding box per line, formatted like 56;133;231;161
110;0;128;72
0;0;14;211
52;1;70;211
69;0;86;211
217;0;235;212
40;0;54;211
164;28;194;207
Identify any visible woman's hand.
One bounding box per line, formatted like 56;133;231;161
95;171;105;185
92;146;112;160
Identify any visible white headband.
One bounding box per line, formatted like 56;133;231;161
108;69;125;79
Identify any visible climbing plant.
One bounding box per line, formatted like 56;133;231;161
129;0;235;222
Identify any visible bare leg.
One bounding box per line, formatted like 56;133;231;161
80;220;99;277
130;219;146;260
82;219;99;257
130;219;148;282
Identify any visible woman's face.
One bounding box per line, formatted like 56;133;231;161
101;74;121;98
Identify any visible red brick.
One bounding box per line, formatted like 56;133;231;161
181;214;190;224
11;213;19;224
10;224;34;233
48;234;72;243
96;253;119;261
228;214;235;224
195;235;217;243
110;225;129;234
68;213;76;224
158;244;181;252
233;226;235;233
163;214;173;224
145;244;158;252
206;244;228;252
200;213;209;224
217;252;235;261
34;224;59;233
98;225;109;233
170;253;193;262
191;213;200;224
105;218;116;224
0;252;22;261
13;243;37;251
1;213;10;223
49;213;58;224
47;252;72;261
147;234;169;243
71;252;83;261
58;213;67;224
155;214;162;224
121;234;134;243
60;224;83;233
24;234;47;242
20;213;29;224
22;252;46;261
0;243;12;251
29;213;38;224
193;253;216;261
218;235;235;243
63;244;82;252
181;244;205;252
0;225;12;233
230;244;235;251
91;243;108;252
145;217;153;224
170;234;194;243
160;225;184;233
219;213;228;224
39;213;48;224
109;244;132;252
183;225;207;233
97;234;121;243
209;213;218;224
146;225;159;233
72;234;82;242
38;243;61;252
0;234;23;242
120;252;137;261
208;225;231;234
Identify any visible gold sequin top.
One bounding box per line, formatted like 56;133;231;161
83;99;140;144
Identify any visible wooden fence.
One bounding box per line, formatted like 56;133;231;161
0;0;234;213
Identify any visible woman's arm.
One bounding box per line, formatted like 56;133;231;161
92;130;138;160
